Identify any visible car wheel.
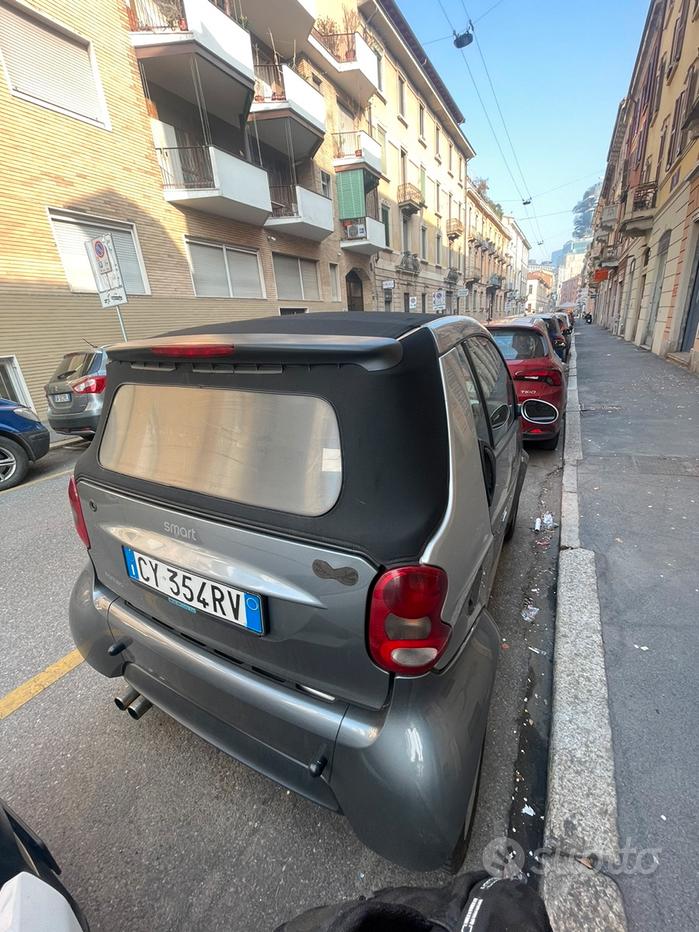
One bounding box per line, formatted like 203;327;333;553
443;742;485;874
538;431;560;451
0;438;29;490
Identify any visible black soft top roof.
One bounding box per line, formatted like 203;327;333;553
165;312;444;340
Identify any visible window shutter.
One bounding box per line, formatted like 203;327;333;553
273;254;303;299
667;95;682;167
226;248;263;297
300;260;320;300
189;243;229;297
336;170;366;220
50;216;146;293
0;3;104;123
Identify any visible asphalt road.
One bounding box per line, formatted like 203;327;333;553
1;438;561;931
575;326;699;931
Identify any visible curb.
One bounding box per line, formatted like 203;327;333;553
542;336;628;931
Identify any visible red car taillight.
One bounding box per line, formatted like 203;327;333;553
368;565;450;675
513;369;563;387
71;375;106;394
68;476;91;549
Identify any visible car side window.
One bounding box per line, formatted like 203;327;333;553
465;336;514;442
454;346;490;445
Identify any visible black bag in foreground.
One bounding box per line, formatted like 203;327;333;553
275;870;553;932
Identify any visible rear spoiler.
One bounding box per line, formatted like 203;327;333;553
106;333;403;372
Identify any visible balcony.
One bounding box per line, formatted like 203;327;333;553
600;244;620;268
486;274;505;290
251;64;325;158
265;184;334;240
397;251;420;273
599;202;619;230
447;218;464;241
129;0;254;122
397;183;424;215
332;131;382;176
463;263;481;283
237;0;316;60
156;145;271;224
306;30;379;107
619;182;657;238
340;216;386;255
445;267;460;285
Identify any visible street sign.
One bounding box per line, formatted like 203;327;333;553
382;279;395;290
432;288;446;311
85;234;127;310
457;287;469;298
409;295;417;310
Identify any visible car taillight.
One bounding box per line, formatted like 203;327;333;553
151;344;234;358
72;375;106;394
68;476;90;549
513;369;562;387
368;565;450;675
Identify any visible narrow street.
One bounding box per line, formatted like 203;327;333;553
1;441;560;931
574;326;699;931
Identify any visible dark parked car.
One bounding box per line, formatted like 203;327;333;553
553;311;574;353
69;313;528;872
0;397;50;489
529;314;569;362
488;319;567;450
44;349;107;437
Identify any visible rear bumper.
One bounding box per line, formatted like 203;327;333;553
48;411;100;436
70;564;499;870
23;426;50;461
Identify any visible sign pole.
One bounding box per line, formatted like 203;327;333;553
114;305;128;341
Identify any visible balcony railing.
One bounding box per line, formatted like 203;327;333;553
447;218;464;240
631;182;657;212
128;0;187;31
333;130;374;160
156;146;215;189
311;29;356;63
397;182;424;212
254;63;285;101
601;245;620;266
463;263;481;282
269;183;301;217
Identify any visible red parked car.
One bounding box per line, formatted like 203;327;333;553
488;319;567;450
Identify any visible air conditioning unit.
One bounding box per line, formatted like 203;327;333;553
346;223;367;239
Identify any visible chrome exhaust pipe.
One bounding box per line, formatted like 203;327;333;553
114;687;139;711
127;695;152;720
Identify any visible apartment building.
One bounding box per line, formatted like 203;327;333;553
589;0;699;371
526;270;553;314
464;184;511;319
503;215;530;315
0;0;475;415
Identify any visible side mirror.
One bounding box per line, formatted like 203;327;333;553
515;402;522;419
490;403;510;429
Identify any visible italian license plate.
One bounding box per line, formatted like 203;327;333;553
122;546;263;633
52;393;71;403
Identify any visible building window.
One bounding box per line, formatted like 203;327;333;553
419;166;426;201
320;170;332;198
436;181;441;214
420;225;427;259
448;143;453;173
377;125;387;175
381;204;391;248
375;51;383;92
459;157;463;183
329;262;340;301
187;239;264;298
435;124;441;157
398;74;406;116
436;231;442;266
0;2;109;127
280;307;308;315
419;103;425;138
273;254;320;301
48;210;148;294
400;147;407;184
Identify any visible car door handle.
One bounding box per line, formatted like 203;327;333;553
479;441;497;507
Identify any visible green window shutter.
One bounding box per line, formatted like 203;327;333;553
336;170;366;220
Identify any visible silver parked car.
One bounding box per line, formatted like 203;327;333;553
68;313;527;871
44;348;107;437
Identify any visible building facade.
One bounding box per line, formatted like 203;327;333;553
503;215;530;315
464;184;511;320
589;0;699;371
526;270;553;314
0;0;476;415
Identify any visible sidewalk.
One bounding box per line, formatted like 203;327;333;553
573;326;699;931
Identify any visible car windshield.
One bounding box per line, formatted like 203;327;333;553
492;330;546;360
50;352;98;382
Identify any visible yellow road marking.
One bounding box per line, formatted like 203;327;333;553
0;650;83;720
0;466;73;496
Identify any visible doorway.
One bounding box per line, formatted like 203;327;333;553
680;236;699;351
346;270;364;311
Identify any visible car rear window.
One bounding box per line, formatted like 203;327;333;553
99;383;342;516
491;330;546;360
50;352;99;381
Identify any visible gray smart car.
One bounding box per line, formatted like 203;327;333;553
68;313;527;871
44;348;108;437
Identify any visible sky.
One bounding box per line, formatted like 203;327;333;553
398;0;648;263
